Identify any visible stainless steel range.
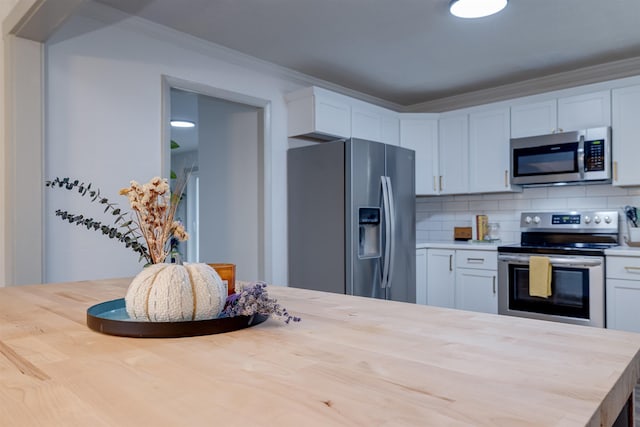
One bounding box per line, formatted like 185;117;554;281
498;211;619;327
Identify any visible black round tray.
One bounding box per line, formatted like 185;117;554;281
86;298;267;338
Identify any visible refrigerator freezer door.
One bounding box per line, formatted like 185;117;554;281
346;139;386;299
385;145;416;303
287;142;346;294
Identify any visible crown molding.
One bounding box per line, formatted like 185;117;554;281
406;56;640;112
4;0;84;40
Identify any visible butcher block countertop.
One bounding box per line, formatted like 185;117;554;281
2;278;640;426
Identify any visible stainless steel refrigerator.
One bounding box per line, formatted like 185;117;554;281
287;138;416;303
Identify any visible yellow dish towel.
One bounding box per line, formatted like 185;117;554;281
529;256;552;298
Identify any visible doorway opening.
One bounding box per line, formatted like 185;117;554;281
165;78;269;282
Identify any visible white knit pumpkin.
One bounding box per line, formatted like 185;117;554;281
125;263;227;322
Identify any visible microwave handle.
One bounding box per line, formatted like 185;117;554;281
578;135;585;179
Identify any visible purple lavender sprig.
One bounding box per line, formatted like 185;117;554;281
223;281;301;324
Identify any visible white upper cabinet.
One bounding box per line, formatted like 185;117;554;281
286;86;399;144
612;84;640;186
351;105;381;141
400;116;439;195
286;87;351;140
511;90;611;138
438;114;469;194
510;100;557;138
557;91;611;131
469;107;516;193
352;103;400;145
380;114;400;146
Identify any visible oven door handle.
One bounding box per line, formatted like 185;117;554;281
498;254;602;267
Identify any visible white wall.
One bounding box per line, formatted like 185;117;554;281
198;97;261;281
44;13;303;283
0;0;27;286
417;184;640;244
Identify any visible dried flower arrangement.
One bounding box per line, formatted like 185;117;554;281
47;177;301;325
224;282;301;324
119;177;187;264
46;176;187;265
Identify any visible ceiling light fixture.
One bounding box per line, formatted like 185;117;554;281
170;120;195;128
449;0;508;18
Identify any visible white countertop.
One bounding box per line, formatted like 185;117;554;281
418;242;640;256
416;241;502;251
605;246;640;257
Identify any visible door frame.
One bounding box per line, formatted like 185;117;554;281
162;75;271;281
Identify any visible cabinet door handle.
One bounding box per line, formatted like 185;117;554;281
433;176;437;192
449;254;453;271
466;257;485;264
624;266;640;272
613;161;618;182
439;175;443;192
492;276;496;294
504;170;508;187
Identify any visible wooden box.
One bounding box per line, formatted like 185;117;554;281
454;227;472;241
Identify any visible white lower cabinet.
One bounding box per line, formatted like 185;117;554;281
424;248;497;314
416;249;428;305
606;256;640;332
455;250;498;314
426;249;456;309
456;269;498;314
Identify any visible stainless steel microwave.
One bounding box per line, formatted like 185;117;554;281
510;127;611;186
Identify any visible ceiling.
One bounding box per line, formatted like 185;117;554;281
93;0;640;108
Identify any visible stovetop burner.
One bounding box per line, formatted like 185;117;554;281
498;210;620;256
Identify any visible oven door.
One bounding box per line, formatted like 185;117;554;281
497;253;605;327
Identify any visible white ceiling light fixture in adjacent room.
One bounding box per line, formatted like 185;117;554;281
449;0;508;18
170;120;196;128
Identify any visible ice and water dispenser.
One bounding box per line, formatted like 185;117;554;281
358;207;381;258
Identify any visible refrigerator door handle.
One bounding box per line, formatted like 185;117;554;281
380;176;391;289
385;176;396;289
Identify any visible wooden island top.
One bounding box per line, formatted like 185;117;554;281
1;278;640;426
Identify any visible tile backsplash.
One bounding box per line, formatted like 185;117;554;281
416;184;640;244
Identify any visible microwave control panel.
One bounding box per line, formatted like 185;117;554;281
584;139;605;171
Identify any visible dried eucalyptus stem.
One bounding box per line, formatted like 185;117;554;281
45;177;151;263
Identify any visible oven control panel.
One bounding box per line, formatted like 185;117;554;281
551;214;581;225
520;211;618;232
